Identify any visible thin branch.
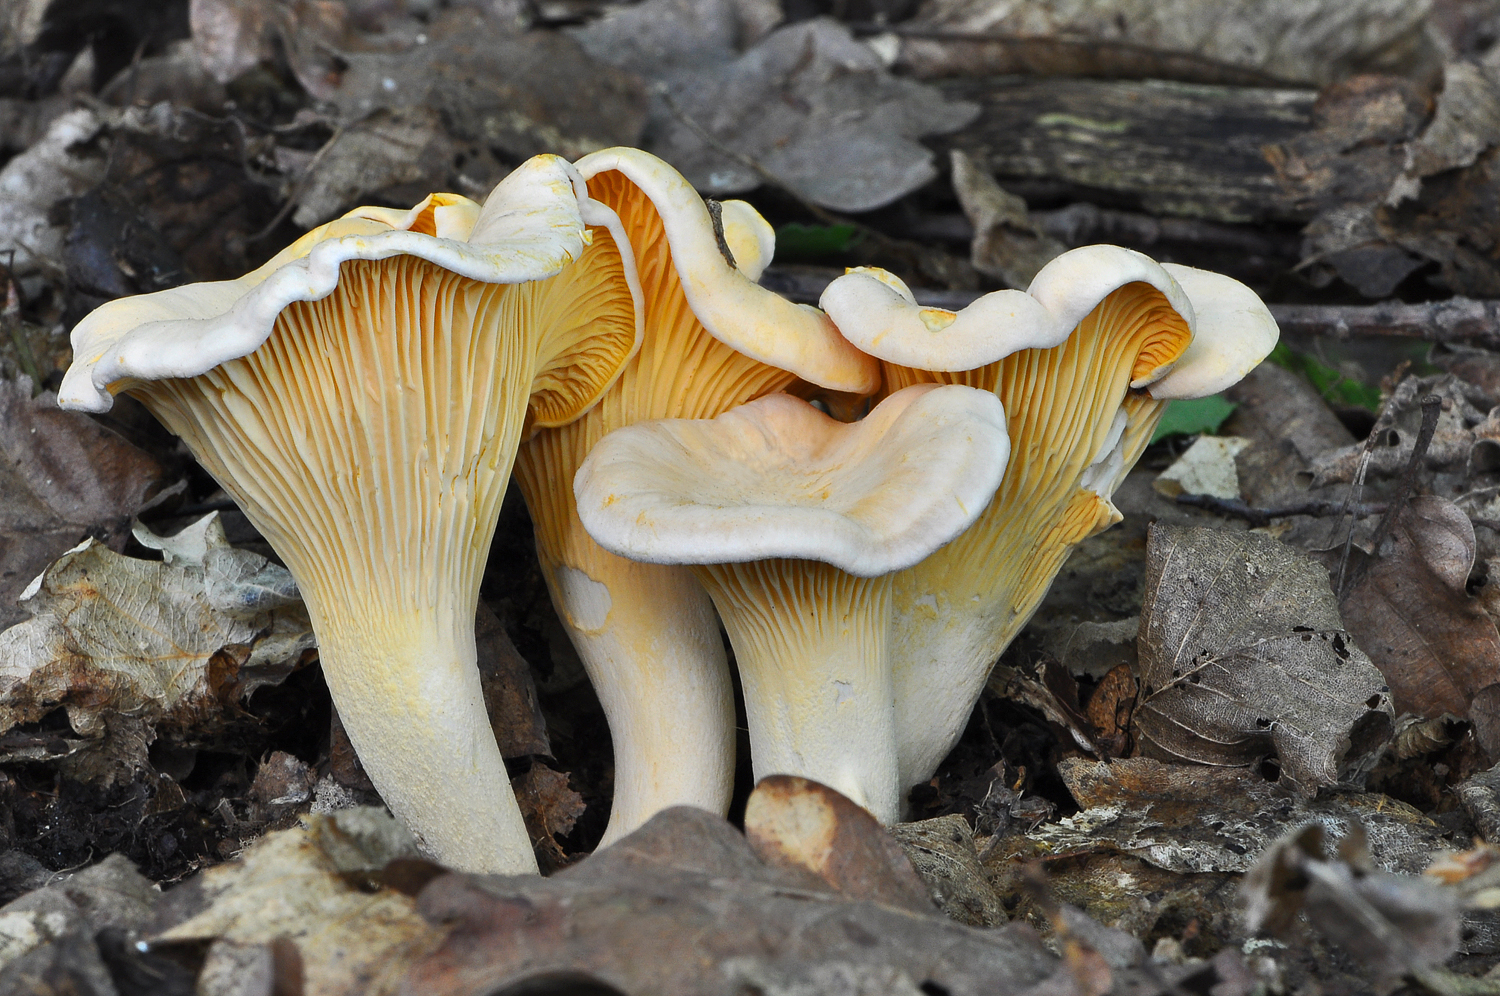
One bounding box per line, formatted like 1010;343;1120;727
246;123;345;244
1338;394;1442;600
1175;494;1387;526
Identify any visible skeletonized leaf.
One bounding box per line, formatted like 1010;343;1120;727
1133;525;1393;796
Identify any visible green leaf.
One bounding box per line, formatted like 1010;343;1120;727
775;223;863;258
1268;343;1382;412
1151;395;1238;443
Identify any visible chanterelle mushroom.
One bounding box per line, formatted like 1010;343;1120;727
58;156;645;874
574;385;1009;823
820;249;1277;799
513;148;877;845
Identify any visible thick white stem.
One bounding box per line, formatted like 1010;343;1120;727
700;560;900;824
540;555;735;845
891;600;999;793
314;602;537;875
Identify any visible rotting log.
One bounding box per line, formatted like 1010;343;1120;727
934;77;1317;225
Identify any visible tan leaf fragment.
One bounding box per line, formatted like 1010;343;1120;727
0;513;313;779
512;762;586;866
152;808;441;996
1133;525;1394;796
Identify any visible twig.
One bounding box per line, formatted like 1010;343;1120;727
247;124;345;244
1337;394;1442;600
1273;298;1500;350
1175;494;1387;526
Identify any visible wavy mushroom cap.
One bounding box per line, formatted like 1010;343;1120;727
1147;264;1280;399
574;384;1010;578
515;154;884;846
575;147;878;395
61;155;643;418
819;245;1195;375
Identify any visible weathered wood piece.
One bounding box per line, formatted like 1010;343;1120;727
937;77;1317;224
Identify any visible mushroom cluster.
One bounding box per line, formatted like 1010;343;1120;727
59;147;1277;873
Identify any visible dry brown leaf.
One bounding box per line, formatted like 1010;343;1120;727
1133;525;1394;796
0;109;107;281
887;814;1005;926
328;9;646;158
512;762;585;866
150;808;439;996
742;774;933;914
1050;757;1449;876
0;378;164;631
1333;496;1500;744
0;514;313;781
406;806;1062;996
1241;821;1461;989
576;3;977;212
290;108;453;229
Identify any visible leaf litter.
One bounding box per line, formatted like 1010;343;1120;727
13;0;1500;991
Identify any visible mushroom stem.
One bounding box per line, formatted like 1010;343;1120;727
695;559;900;824
313;599;534;874
534;545;735;846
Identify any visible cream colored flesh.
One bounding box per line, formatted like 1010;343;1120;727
538;552;734;843
311;597;532;872
698;559;901;823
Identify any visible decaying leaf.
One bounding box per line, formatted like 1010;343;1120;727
405;805;1063;996
290;107;454;229
150;807;440;996
1332;497;1500;749
325;9;647;161
1133;525;1394;795
743;774;933;913
576;0;977;212
887;814;1005;927
1044;757;1451;877
1242;821;1461;990
1267;63;1500;298
0;853;166;993
0;377;165;631
512;762;585;868
0;513;314;781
